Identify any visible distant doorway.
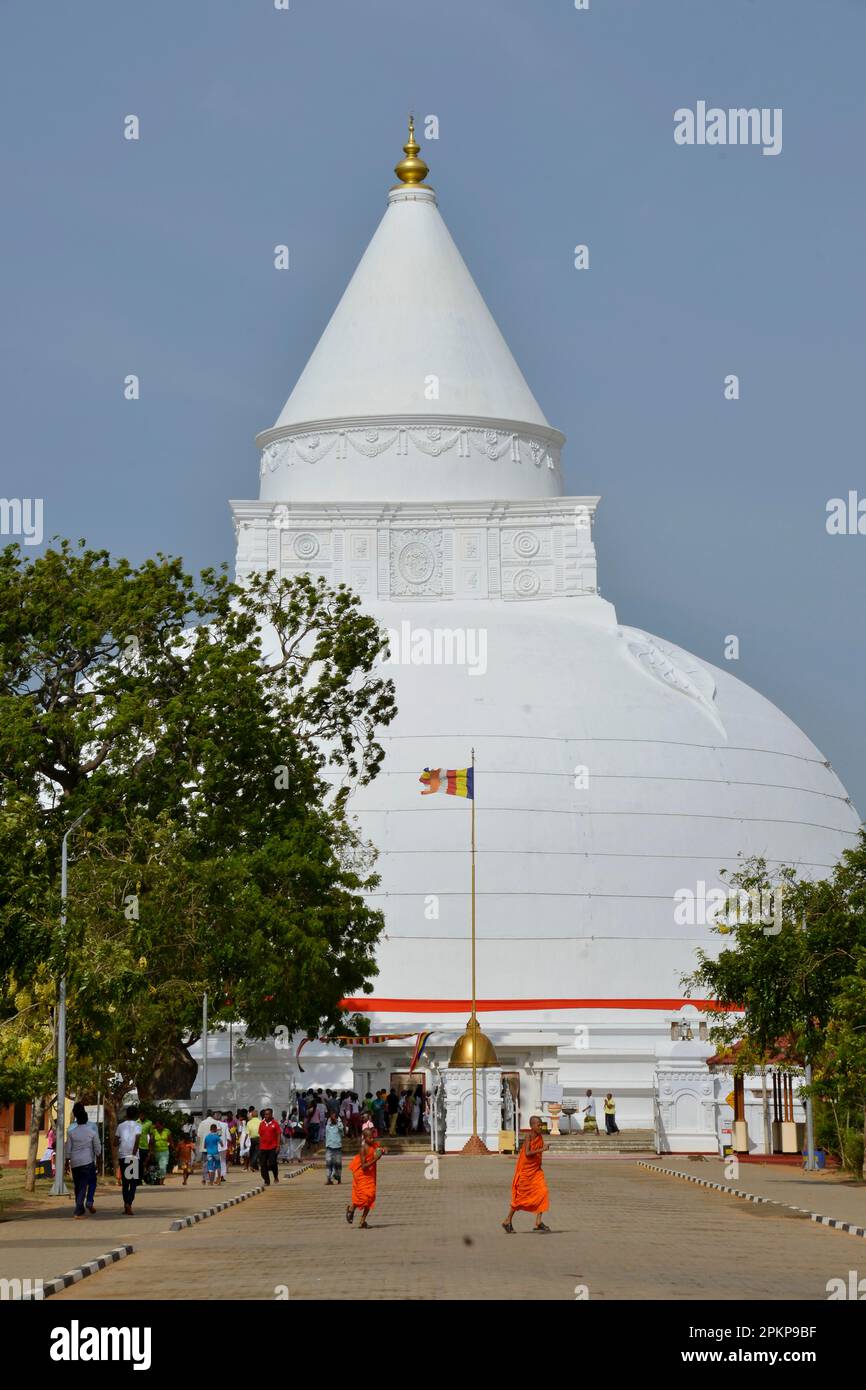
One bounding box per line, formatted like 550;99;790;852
388;1074;426;1135
502;1071;520;1128
389;1073;425;1097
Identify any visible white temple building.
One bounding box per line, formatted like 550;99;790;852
195;124;860;1151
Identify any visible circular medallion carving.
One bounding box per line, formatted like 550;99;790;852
398;541;436;585
514;569;541;596
513;530;540;558
293;533;319;560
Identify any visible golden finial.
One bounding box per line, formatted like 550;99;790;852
394;113;429;186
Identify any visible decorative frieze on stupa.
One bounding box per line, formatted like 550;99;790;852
231;497;599;603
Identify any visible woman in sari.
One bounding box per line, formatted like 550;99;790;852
502;1114;551;1233
346;1127;382;1229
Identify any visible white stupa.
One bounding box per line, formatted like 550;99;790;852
221;123;860;1136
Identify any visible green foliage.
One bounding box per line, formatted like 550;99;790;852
0;540;397;1102
685;836;866;1172
137;1101;186;1141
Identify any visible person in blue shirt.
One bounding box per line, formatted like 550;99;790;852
324;1114;345;1186
203;1124;222;1185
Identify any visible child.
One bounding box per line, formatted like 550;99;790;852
203;1123;222;1186
346;1128;382;1229
177;1134;196;1185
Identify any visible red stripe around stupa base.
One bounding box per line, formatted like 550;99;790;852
339;997;737;1014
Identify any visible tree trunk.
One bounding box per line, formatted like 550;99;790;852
103;1092;120;1181
137;1041;198;1103
24;1096;46;1193
760;1065;771;1156
862;1103;865;1181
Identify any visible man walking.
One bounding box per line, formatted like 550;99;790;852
115;1104;142;1215
386;1088;399;1136
324;1110;345;1185
66;1102;101;1217
308;1094;326;1146
346;1126;383;1229
502;1115;551;1234
604;1092;620;1135
246;1106;262;1171
582;1089;598;1134
372;1090;386;1135
258;1107;282;1186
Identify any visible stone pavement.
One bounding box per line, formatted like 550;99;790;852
643;1157;866;1229
51;1156;861;1301
0;1172;262;1290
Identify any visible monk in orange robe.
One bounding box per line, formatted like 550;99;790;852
346;1131;382;1228
503;1114;551;1232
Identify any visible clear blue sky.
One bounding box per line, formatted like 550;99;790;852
2;0;864;814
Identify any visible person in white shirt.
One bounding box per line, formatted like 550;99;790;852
115;1104;142;1215
66;1102;102;1217
238;1117;251;1166
581;1090;597;1133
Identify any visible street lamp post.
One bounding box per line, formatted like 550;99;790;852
201;993;208;1122
804;1058;816;1172
51;808;91;1197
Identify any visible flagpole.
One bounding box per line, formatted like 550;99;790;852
470;746;477;1138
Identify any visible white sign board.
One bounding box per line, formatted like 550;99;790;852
542;1083;563;1103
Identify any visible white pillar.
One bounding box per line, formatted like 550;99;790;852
442;1067;502;1152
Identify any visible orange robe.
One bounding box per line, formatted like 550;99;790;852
349;1145;379;1210
510;1132;549;1213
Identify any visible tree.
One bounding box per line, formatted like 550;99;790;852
0;964;57;1191
685;836;866;1176
0;540;396;1107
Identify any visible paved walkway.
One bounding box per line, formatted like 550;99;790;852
0;1173;262;1289
50;1156;860;1301
643;1157;866;1228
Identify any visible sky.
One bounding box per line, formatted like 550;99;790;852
1;0;864;813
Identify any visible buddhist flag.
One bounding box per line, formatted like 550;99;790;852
419;767;474;799
409;1030;434;1074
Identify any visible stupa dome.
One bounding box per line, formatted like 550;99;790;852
225;121;860;1133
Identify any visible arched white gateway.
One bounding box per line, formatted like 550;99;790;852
220;129;860;1131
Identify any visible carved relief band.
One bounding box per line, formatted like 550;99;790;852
260;424;561;477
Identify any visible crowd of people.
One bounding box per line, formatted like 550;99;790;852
61;1083;610;1221
181;1086;429;1179
58;1085;434;1218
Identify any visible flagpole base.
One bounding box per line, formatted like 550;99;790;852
461;1134;491;1155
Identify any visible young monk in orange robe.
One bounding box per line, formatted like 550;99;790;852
346;1130;382;1229
503;1114;551;1233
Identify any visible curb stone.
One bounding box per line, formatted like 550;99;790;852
637;1160;866;1239
17;1244;134;1300
12;1169;317;1299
